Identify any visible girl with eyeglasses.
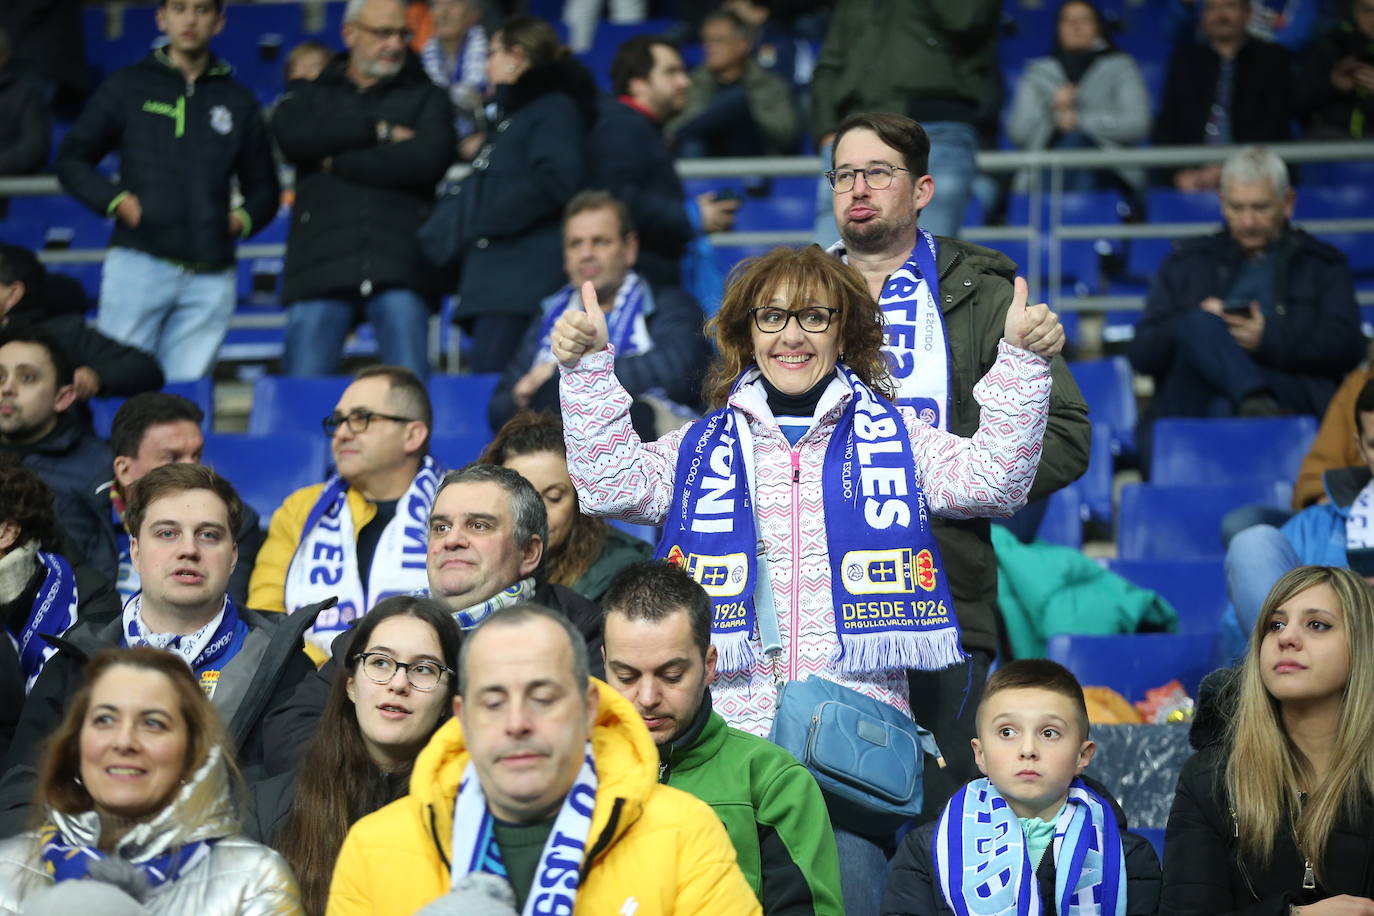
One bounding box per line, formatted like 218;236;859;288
247;596;461;916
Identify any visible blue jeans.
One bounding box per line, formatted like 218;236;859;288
97;246;236;382
834;827;891;916
284;289;430;378
1225;524;1300;635
812;120;980;246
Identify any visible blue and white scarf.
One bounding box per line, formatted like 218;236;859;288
830;229;952;431
450;742;598;915
934;778;1126;916
450;576;537;630
534;271;651;367
656;365;963;675
40;823;213;887
421;28;488;136
285;457;442;655
1347;477;1374;551
122;593;247;697
13;551;79;693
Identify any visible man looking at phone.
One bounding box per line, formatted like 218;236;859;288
1129;146;1362;457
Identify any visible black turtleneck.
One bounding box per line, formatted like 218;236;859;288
758;370;836;420
657;689;715;783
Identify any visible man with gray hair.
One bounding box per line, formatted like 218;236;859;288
1130;145;1363;455
272;0;455;379
260;463;603;773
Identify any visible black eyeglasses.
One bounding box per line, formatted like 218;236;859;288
322;409;417;437
351;652;453;691
824;165;910;192
351;21;413;42
749;306;840;333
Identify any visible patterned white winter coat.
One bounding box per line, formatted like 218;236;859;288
561;343;1050;736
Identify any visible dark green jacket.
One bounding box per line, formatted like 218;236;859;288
932;238;1092;654
661;700;844;915
569;525;653;603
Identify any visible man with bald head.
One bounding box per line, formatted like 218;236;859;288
273;0;455;379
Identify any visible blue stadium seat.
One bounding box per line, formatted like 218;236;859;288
88;379;215;439
1150;416;1318;488
1146;190;1221;224
1302;160;1374;187
1045;631;1228;701
429;432;490;470
1068;357;1136;459
247;375;350;437
609;519;659;545
428;373;501;437
1294;186;1374;221
202;433;328;523
1073;423;1115;525
1037;485;1084;548
1105;558;1228;634
1117;481;1291;561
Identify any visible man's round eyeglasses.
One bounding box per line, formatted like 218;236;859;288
750;306;840;333
352;22;413;42
825;165;910;192
351;652;452;691
322;410;417;437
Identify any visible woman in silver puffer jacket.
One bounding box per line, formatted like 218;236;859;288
0;647;301;915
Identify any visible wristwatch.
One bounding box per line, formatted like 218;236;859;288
376;121;391;143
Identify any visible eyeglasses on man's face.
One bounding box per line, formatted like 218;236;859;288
322;409;417;437
351;651;452;691
352;21;413;42
825;164;910;192
749;306;840;333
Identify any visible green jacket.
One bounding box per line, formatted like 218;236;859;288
931;238;1093;655
661;701;844;916
569;524;653;602
672;60;801;154
810;0;1001;140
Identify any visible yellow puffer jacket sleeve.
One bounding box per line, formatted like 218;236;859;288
246;484;324;614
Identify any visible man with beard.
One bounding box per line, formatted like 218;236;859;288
826;111;1090;823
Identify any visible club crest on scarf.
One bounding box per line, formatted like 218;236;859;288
658;365;964;676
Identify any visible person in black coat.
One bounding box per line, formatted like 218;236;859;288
1128;147;1363;464
0;28;49;177
1161;566;1374;916
273;0;456;379
452;17;597;374
1153;0;1293;191
1296;0;1374;141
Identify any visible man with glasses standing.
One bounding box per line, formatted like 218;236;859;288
273;0;455;379
249;365;441;664
826;112;1091;828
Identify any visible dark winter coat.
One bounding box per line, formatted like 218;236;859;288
1128;226;1364;416
0;68;50;175
56;50;279;269
273;53;455;305
588;97;693;288
1153;38;1294;150
1296;20;1374;139
884;778;1162;915
453;57;597;319
1;416;112;565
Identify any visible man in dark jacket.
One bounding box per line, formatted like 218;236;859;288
488;190;709;436
56;0;280;383
1153;0;1293;191
0;326;111;562
0;27;49;176
1129;146;1364;458
0;243;165;401
826;112;1091;824
0;463;325;838
272;0;455;379
590;36;738;289
259;463;603;775
89;392;263;607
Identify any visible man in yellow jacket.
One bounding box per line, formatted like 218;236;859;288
327;603;761;916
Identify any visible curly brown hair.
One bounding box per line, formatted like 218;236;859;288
0;458;62;553
702;245;894;409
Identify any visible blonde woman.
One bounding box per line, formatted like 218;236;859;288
1161;566;1374;916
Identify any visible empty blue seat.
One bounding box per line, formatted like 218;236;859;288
428;373;501;437
248;375;350;437
202;433;328;523
88;378;215;439
1037;485;1084;548
1146;190;1220;224
609;519;659;545
1117;481;1291;560
1105;558;1228;634
1073;423;1115;525
429;433;490;470
1068;357;1136;459
1294;186;1374;221
1045;631;1227;701
1150;416;1318;487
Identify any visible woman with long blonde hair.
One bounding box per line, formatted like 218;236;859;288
1161;565;1374;915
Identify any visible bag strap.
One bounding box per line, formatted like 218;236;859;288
753;535;783;689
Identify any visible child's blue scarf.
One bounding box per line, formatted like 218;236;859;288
934;777;1127;916
655;364;963;675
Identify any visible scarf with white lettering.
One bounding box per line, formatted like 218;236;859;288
1347;477;1374;550
656;365;962;675
286;457;442;656
829;230;951;431
934;777;1126;916
12;550;79;693
449;743;598;915
534;271;651;367
122;593;244;676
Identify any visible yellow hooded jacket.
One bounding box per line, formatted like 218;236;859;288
325;681;763;916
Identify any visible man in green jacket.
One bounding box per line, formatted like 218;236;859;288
601;561;844;916
826;111;1092;818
